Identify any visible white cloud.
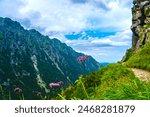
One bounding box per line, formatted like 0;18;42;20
0;0;24;18
66;29;131;47
0;0;133;62
18;0;88;32
0;0;132;33
95;29;132;46
65;29;132;62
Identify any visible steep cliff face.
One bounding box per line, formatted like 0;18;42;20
123;0;150;70
131;0;150;52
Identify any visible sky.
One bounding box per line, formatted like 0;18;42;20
0;0;133;63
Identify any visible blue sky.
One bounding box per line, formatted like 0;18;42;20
0;0;133;62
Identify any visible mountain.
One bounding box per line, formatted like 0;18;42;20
99;62;110;67
0;17;100;99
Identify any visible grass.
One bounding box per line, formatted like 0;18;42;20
122;48;132;62
57;63;150;100
125;43;150;71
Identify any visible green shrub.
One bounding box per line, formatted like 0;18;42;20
122;48;133;62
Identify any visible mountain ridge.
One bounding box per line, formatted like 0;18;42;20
0;17;100;99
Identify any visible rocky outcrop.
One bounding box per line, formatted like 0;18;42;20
131;0;150;52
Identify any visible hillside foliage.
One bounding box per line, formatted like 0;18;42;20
56;63;150;100
125;43;150;71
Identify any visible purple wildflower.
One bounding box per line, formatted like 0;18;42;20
77;55;88;62
49;81;63;88
36;92;41;96
14;87;22;93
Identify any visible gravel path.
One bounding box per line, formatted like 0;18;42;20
131;68;150;81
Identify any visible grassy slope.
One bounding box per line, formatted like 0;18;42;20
58;63;150;100
125;43;150;71
59;42;150;100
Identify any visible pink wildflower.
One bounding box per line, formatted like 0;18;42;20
14;87;22;93
49;81;63;88
77;55;88;62
36;92;41;96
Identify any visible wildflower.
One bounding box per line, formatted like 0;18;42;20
77;55;88;76
36;92;41;96
77;55;88;62
49;81;63;88
14;87;22;93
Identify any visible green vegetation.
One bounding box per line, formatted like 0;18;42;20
122;48;132;62
1;63;150;100
0;84;55;100
139;24;150;43
144;6;150;16
57;63;150;100
0;32;3;40
125;43;150;71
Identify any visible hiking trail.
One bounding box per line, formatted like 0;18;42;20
131;68;150;81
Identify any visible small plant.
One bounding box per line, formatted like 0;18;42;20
57;94;66;100
14;87;24;100
77;55;89;76
75;76;89;99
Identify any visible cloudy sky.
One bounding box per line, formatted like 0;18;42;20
0;0;133;62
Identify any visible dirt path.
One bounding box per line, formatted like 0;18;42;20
131;68;150;81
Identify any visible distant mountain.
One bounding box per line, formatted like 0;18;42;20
100;62;110;67
0;17;100;99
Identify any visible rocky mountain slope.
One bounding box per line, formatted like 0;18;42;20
131;0;150;52
122;0;150;62
0;17;100;99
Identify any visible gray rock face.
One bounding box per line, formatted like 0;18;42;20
131;0;150;52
